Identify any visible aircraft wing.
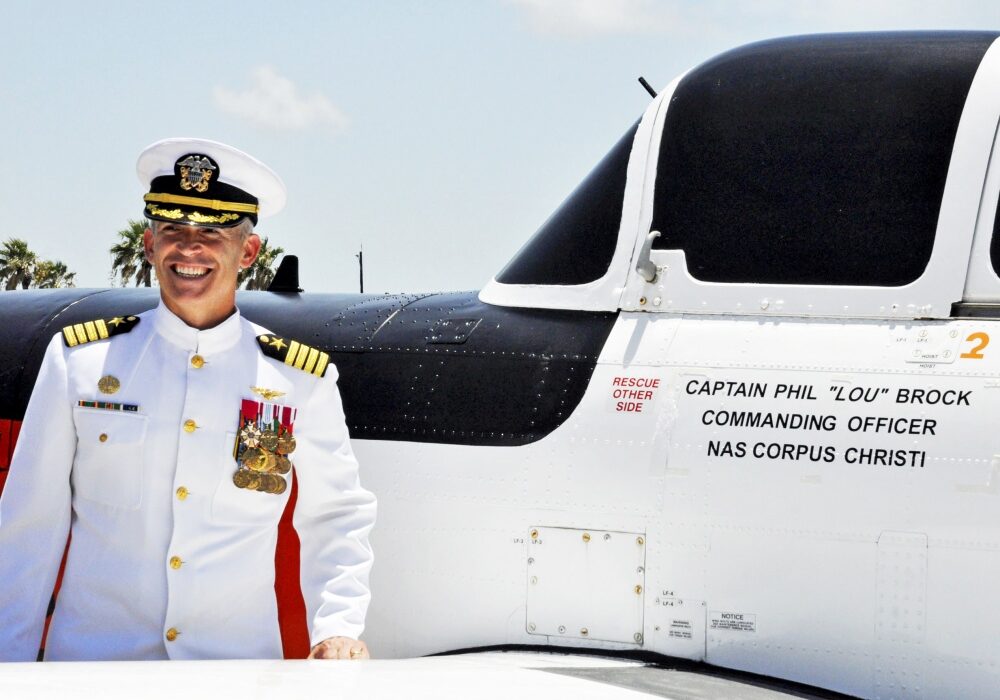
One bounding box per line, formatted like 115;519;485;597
0;651;845;699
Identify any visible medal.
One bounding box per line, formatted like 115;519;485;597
244;471;262;491
239;423;262;448
98;375;121;395
259;429;279;452
256;473;281;493
262;451;278;473
232;398;298;494
274;454;292;475
276;432;296;455
240;447;267;471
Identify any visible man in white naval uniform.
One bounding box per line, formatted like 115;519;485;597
0;138;376;661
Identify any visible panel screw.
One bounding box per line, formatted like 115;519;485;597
635;585;643;595
604;533;611;541
558;625;566;633
580;628;589;636
527;557;534;565
530;529;538;540
636;536;645;545
637;566;644;574
634;633;643;644
582;532;591;542
528;623;536;632
530;576;538;585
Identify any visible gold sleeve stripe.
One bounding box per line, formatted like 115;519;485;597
62;315;138;347
284;341;301;367
313;352;330;378
144;193;259;214
258;334;329;377
293;343;311;370
303;347;320;374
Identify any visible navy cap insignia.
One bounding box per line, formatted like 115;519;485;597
62;316;140;347
257;334;330;377
177;154;217;193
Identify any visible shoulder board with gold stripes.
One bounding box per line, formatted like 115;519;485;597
62;315;140;348
256;334;330;378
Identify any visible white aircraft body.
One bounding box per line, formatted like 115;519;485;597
356;31;1000;699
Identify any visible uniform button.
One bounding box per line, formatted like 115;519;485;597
99;433;108;443
191;354;205;369
165;628;179;642
183;419;197;433
169;556;183;570
176;486;189;501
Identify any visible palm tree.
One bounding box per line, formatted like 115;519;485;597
0;238;38;290
33;260;76;288
110;219;154;287
239;236;285;290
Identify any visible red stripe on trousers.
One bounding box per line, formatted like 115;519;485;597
0;418;13;470
0;420;68;659
276;471;309;658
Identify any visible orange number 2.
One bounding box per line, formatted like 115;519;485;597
961;332;989;360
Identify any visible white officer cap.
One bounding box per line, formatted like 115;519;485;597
137;137;286;227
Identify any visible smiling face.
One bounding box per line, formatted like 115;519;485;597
144;220;261;329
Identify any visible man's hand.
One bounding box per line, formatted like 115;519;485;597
307;636;370;660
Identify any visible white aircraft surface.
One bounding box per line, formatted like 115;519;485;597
359;30;1000;699
0;651;840;699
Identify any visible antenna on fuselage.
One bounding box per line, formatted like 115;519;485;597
638;76;657;98
356;245;364;293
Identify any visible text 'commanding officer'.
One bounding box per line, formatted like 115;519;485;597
0;138;376;661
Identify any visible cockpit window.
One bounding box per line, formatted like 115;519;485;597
496;121;639;286
651;33;995;286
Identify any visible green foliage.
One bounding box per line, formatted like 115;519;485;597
110;219;154;287
33;259;76;288
0;238;76;290
0;238;37;289
239;236;285;290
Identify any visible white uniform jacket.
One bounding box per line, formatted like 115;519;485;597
0;303;376;661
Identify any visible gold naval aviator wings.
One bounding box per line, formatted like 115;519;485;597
62;316;140;347
257;334;330;378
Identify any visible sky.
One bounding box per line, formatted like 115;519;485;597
2;1;999;294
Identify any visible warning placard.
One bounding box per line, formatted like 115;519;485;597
709;610;757;633
669;619;693;640
609;375;662;414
